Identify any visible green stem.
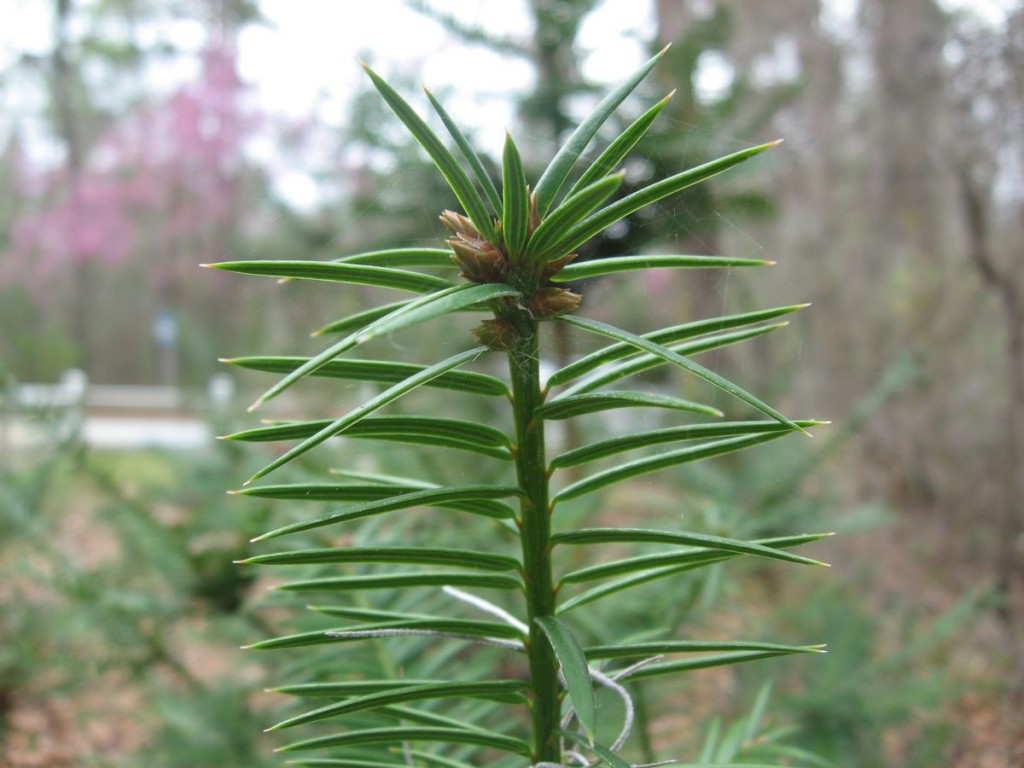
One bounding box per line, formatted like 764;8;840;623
508;316;561;764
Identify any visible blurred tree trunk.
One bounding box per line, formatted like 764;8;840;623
52;0;93;373
863;0;948;265
854;0;953;507
956;168;1024;637
942;7;1024;650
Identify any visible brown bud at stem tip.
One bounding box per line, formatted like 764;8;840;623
448;234;508;283
439;210;480;239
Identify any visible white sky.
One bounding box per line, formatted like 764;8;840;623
0;0;1014;208
238;1;655;143
0;0;1013;120
238;0;656;206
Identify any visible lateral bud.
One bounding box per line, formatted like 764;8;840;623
472;318;518;351
528;287;582;318
540;252;577;282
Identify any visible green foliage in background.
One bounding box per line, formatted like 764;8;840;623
0;431;278;767
213;52;830;767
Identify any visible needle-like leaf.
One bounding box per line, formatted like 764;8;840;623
268;681;529;731
272;680;444;697
249;283;517;411
425;87;503;215
552;528;828;567
543;140;781;260
533;46;668;214
203;260;453;293
617;651;802;681
224;356;508;397
277;572;522;593
548;304;809;387
584;640;826;660
563;324;789;397
241;546;520;572
560;561;729;614
223;415;513;460
502;133;529;258
537;391;722;420
335;247;457;268
312;299;413;337
274;248;458;285
562;549;739;587
249;485;520;541
550;254;772;282
535;616;597;743
404;750;493;768
245;347;489;482
563;90;674;200
559;314;804;433
551;420;823;469
561;731;631;768
526;173;624;263
277;725;531;756
364;64;496;240
560;532;832;586
557;534;832;612
307;605;446;621
553;433;795;502
284;759;406;768
246;617;524;650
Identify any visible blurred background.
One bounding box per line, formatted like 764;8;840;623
1;0;1021;766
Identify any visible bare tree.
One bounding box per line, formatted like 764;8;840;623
945;10;1024;677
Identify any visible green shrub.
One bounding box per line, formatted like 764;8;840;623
213;51;828;767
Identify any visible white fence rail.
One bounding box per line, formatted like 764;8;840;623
1;370;235;451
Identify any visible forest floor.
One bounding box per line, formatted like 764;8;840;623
1;454;1021;767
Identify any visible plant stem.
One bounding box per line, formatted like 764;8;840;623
508;315;561;764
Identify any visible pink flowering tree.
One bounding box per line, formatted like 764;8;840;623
6;42;263;381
